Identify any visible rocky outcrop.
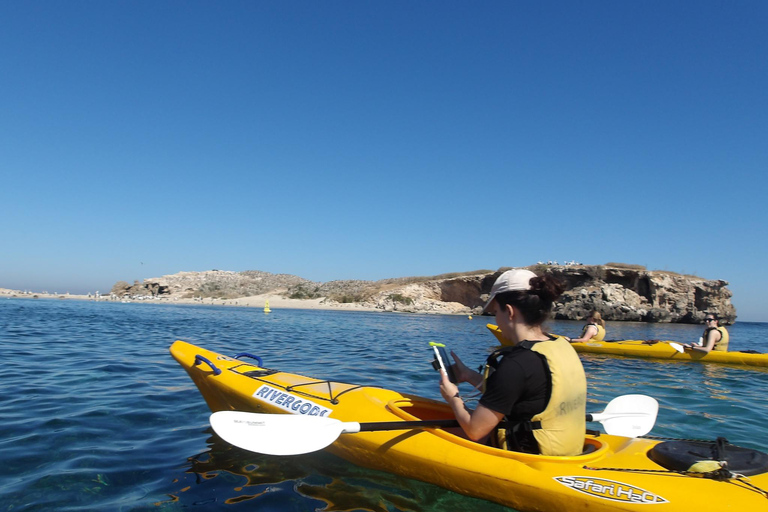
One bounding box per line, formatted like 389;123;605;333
112;264;736;323
330;265;736;323
354;274;495;314
112;270;313;299
537;265;736;324
110;280;170;298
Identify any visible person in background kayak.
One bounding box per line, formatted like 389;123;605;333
566;311;606;342
439;269;587;456
682;313;729;353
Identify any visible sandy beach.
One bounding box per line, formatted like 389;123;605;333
0;288;381;312
192;293;380;312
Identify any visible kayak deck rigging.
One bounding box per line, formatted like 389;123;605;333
229;359;378;405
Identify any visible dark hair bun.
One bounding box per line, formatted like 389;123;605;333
529;275;565;302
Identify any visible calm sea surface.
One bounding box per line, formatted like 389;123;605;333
2;298;768;511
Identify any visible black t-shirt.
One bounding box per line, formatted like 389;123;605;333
479;345;551;423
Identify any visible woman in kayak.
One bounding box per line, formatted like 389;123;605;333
682;313;729;353
439;269;587;456
567;311;606;342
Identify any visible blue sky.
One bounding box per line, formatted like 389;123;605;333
1;2;766;321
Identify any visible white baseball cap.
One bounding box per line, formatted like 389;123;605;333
482;269;537;313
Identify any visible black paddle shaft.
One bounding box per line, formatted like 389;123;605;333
362;413;601;432
358;419;460;432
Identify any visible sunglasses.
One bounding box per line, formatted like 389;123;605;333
705;318;716;322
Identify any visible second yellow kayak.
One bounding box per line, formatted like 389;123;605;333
487;324;768;369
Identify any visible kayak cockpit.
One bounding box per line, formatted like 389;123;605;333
386;397;609;461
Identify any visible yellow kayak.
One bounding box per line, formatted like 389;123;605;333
487;324;768;369
171;340;768;511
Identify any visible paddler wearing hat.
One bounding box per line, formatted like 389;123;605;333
439;269;587;456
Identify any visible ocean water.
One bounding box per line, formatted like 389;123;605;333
2;298;767;512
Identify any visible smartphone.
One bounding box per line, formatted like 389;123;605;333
430;342;457;383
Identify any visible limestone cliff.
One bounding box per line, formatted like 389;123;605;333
355;264;736;323
535;264;736;324
113;264;736;324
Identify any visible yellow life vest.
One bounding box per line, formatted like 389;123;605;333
486;336;587;456
581;323;606;341
529;336;587;456
705;326;729;351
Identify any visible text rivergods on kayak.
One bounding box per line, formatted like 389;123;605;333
253;385;332;417
554;476;668;504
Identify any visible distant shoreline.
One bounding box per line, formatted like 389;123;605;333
6;288;761;323
0;288;384;313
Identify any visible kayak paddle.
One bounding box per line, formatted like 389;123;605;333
210;394;658;456
606;339;687;353
210;413;458;455
586;394;658;437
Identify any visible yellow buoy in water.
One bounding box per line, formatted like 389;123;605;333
264;300;271;313
468;315;473;320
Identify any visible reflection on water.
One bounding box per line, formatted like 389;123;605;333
1;299;767;511
159;429;508;512
699;364;733;400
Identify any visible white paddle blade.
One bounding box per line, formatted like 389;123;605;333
591;394;658;437
668;342;685;353
210;411;347;455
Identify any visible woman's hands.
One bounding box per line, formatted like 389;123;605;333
439;352;470;401
438;350;503;442
448;351;484;389
448;351;470;382
439;371;459;401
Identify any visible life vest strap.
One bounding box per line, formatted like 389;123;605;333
509;420;542;432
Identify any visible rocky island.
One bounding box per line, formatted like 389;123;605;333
110;263;736;324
